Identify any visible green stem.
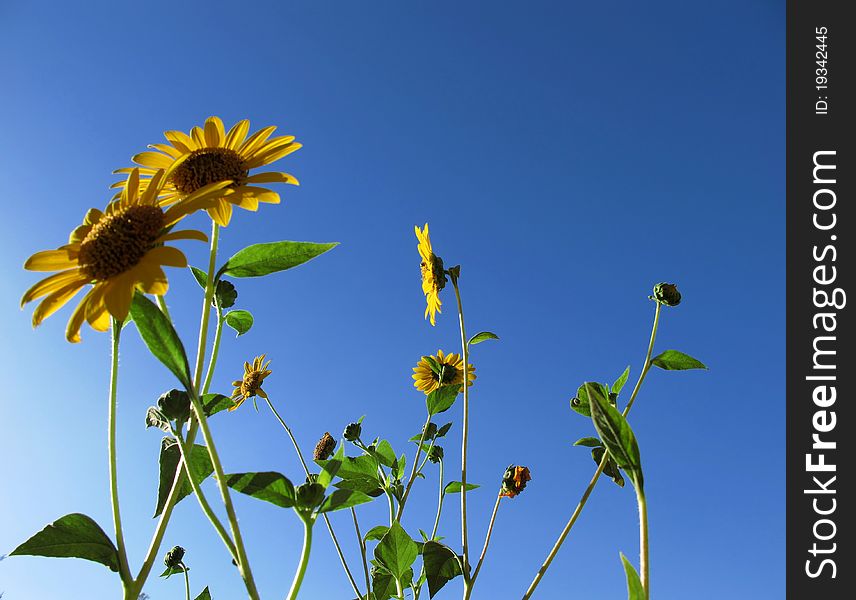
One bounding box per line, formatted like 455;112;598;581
286;515;314;600
201;309;224;395
468;495;502;592
264;397;363;598
156;294;172;322
522;302;663;599
396;414;432;521
636;488;650;599
194;221;220;390
108;320;132;587
189;392;260;599
431;458;445;539
352;507;372;596
450;275;471;589
181;562;191;600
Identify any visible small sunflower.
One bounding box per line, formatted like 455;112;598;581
412;350;476;395
115;116;301;227
21;168;222;343
499;465;531;498
230;354;272;411
415;223;446;326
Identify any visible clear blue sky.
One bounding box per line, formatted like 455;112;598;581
0;2;784;598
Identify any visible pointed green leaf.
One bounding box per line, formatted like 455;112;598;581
194;587;212;600
612;366;631;395
592;446;625;488
436;422;452;438
573;437;602;448
145;407;171;433
467;331;499;346
224;310;253;337
364;525;390;542
218;241;338;279
621;553;645;599
155;438;214;517
190;266;209;289
317;444;344;488
651;350;707;371
160;564;187;578
443;481;480;494
570;381;608;418
374;440;397;468
587;382;642;490
10;513;119;572
374;522;418;581
318;489;374;513
426;385;460;416
422;541;464;598
372;568;397;600
224;472;296;508
130;293;192;390
202;393;233;417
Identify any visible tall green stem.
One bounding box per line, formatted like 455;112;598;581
636;488;650;598
522;302;662;599
108;320;132;587
265;397;363;598
431;458;445;539
352;507;372;596
181;562;191;600
450;274;471;591
468;495;502;592
201;310;224;395
286;516;314;600
396;414;432;521
194;221;220;388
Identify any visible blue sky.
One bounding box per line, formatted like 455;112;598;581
0;1;783;598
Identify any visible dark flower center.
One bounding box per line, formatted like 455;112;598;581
78;205;164;281
438;363;458;384
242;371;264;397
170;148;248;194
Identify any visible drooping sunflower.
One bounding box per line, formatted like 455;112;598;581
115;116;301;227
415;223;446;326
499;465;532;498
230;354;272;411
412;350;476;395
21;169;226;343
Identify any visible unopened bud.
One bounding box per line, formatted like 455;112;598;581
343;422;362;442
652;282;681;307
164;545;185;568
428;446;444;464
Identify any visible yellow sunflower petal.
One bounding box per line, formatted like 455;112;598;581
85;286;112;331
244;142;302;170
31;280;87;326
144;246;188;268
102;275;135;322
132;151;173;170
225;119;251;150
164;130;198;153
148;143;182;158
65;289;96;343
134;263;169;296
243;171;299;185
21;269;86;306
239;125;277;156
204;116;225;147
207;201;233;227
155;229;208;244
191;126;206;148
25;248;78;271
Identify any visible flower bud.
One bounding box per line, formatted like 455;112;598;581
343;422;362;442
157;389;190;422
428;445;444;463
499;465;531;498
313;432;336;461
214;280;238;309
164;545;185;568
295;482;326;510
652;282;681;307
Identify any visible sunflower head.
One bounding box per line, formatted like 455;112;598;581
415;223;446;326
230;354;272;411
116;116;301;227
412;350;476;395
21;168;213;343
499;465;531;498
313;432;337;461
163;546;186;569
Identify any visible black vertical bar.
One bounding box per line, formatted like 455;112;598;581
787;1;854;597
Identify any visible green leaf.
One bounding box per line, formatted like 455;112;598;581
160;564;187;578
467;331;499;346
573;437;602;448
224;472;296;508
620;553;645;600
318;489;374;513
374;440;397;468
202;393;233;417
10;513;119;572
155;438;214;517
393;453;407;481
224;310;253;337
194;587;212;600
651;350;708;371
436;422;452;438
372;568;397;600
592;446;625;488
364;525;390;542
219;240;338;279
422;541;464;598
190;266;209;289
374;522;418;581
129;293;192;390
145;407;171;433
443;481;480;494
612;366;631;395
587;382;643;490
334;478;384;497
570;381;606;418
426;385;460;415
320;454;380;482
318;444;344;488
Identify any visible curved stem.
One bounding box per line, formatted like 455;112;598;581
352;507;372;596
636;488;650;598
286;516;314;600
522;302;663;599
181;562;191;600
201;309;224;395
450;275;471;588
108;320;132;586
431;458;445;540
264;397;363;598
396;414;432;521
469;495;502;590
189;392;259;599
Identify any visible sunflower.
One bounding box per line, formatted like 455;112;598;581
115;116;301;227
21;169;225;343
415;223;446;326
412;350;476;395
499;465;531;498
230;354;272;411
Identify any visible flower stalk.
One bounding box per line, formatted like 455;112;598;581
286;514;314;600
108;320;132;588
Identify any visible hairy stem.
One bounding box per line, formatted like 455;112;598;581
201;309;224;395
396;414;432;521
181;562;191;600
352;507;372;596
469;495;502;591
286;516;314;600
637;487;650;598
108;320;132;587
